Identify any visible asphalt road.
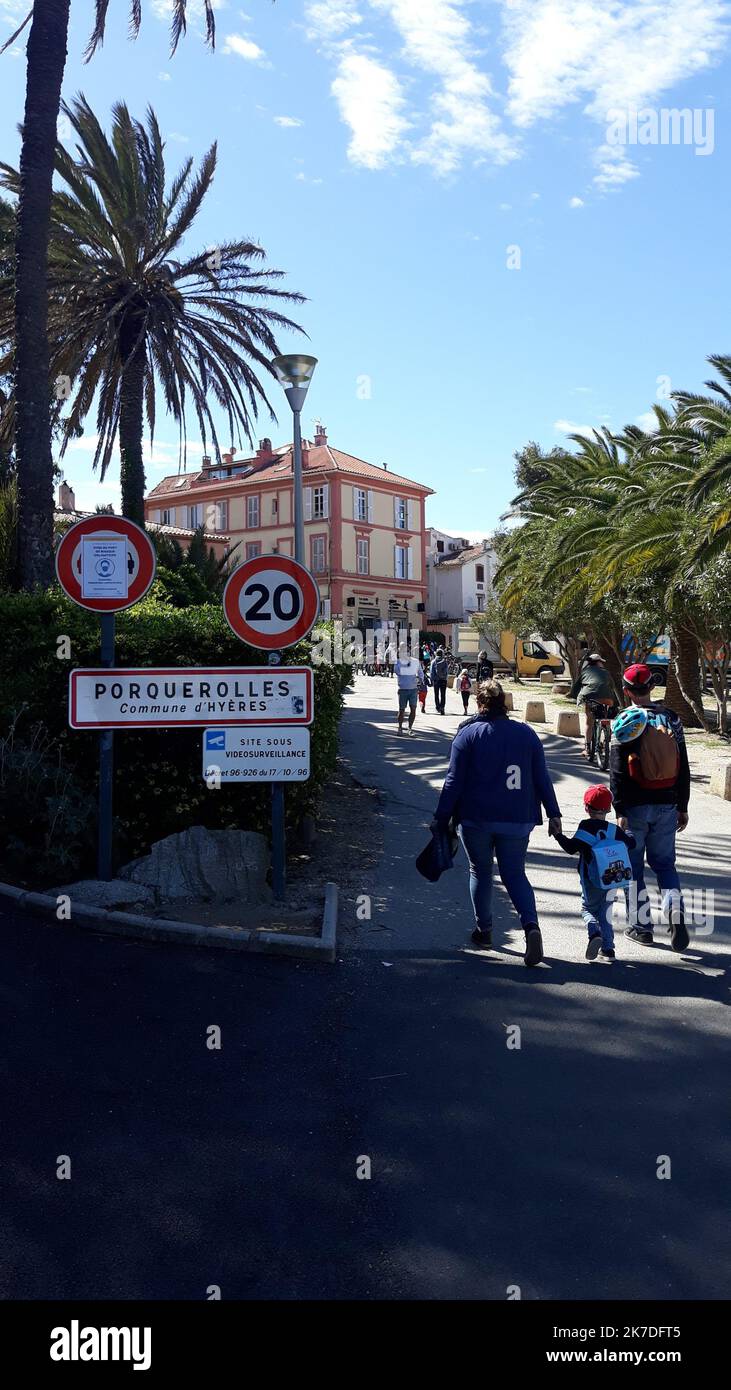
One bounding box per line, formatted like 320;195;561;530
2;674;730;1300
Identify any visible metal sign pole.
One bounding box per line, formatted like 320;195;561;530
268;648;286;900
98;612;115;880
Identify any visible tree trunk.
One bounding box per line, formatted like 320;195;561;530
666;629;704;727
14;0;71;590
118;316;147;525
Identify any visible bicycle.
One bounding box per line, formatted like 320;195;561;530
586;699;616;770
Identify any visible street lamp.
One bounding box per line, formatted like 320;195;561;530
271;354;318;564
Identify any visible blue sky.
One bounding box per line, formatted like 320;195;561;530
2;0;730;536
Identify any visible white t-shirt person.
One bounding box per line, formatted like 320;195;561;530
394;657;423;689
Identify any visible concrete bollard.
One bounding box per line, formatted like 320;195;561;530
540;670;555;684
503;692;514;711
552;681;571;696
555;710;581;737
524;700;546;723
710;764;731;800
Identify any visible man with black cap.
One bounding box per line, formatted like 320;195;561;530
610;662;690;951
570;652;616;759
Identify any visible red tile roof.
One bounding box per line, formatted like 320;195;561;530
147;441;434;499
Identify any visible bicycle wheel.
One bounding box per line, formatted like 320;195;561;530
597;723;611;771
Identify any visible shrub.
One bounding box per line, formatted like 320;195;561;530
0;713;96;886
0;588;350;884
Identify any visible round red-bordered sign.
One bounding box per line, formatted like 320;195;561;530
55;516;156;612
223;554;320;650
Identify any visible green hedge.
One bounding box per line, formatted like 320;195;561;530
0;591;350;885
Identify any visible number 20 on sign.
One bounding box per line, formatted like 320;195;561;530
222;554;321;650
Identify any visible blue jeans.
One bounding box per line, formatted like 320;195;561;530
582;878;615;950
624;803;681;926
459;824;537;931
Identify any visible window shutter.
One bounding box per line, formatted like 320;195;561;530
352;486;358;519
367;490;374;522
394;545;399;578
407;547;414;579
393;496;399;528
407;499;415;531
322;598;331;620
323;483;329;519
304;487;313;521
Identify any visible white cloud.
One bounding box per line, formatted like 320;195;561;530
223;33;264;61
305;0;363;40
592;142;639;190
331;53;410;168
168;132;190;143
274;116;304;127
295;172;324;184
554;418;598;436
636;411;659;433
498;202;512;210
158;71;171;81
503;1;728;126
375;0;519;174
568;195;584;207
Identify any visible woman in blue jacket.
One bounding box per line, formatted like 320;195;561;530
433;680;562;965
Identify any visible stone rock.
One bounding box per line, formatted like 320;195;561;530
119;826;271;903
555;710;581;737
709;764;731;800
53;879;158;911
540;670;555;683
503;691;514;711
524;700;546;723
552;681;571;696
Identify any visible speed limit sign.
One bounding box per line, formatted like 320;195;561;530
222;554;321;650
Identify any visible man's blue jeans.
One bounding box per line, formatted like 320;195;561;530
459;824;537;930
582;879;615;950
624;803;681;926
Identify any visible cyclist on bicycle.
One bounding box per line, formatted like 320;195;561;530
570;653;616;759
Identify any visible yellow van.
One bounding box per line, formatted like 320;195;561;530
500;631;564;679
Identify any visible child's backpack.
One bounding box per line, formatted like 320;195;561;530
628;710;679;790
459;673;471;692
574;823;633;889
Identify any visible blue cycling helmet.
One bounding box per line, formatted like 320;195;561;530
612;706;648;744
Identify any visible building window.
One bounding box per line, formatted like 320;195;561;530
245;541;261;560
395;497;407;529
161;507;174;526
436;539;444;553
311;536;327;573
187;504;201;529
271;498;278;520
355;488;368;522
208;500;228;532
357;538;369;575
313;486;325;519
475;564;485;583
477;595;485;611
247;495;260;528
394;545;410;580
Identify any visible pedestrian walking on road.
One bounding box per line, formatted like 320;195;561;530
550;784;636;961
610;663;690;951
476;650;494;683
416;663;427;713
432;679;562;965
430;648;449;715
394;652;424;736
458;667;472;714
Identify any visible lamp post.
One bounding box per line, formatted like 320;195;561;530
271;354;317;564
269;355;317;902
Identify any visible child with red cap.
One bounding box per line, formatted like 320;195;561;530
550;784;636;959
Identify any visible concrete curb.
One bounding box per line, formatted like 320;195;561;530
0;878;338;963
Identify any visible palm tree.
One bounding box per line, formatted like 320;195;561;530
6;1;214;589
2;97;305;526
